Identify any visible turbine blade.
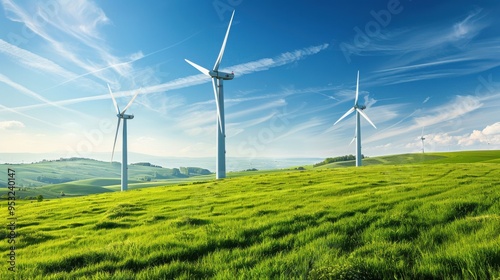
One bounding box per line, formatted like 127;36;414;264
185;59;211;76
111;118;121;162
108;84;120;114
357;108;377;129
122;88;141;114
213;10;235;71
349;136;356;146
333;107;355;126
349;126;357;146
421;126;425;138
212;78;223;132
354;70;359;106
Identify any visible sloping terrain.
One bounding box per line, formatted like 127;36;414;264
0;158;211;198
318;150;500;168
1;154;499;279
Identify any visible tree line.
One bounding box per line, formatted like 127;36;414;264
313;154;365;167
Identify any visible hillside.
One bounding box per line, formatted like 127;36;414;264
316;150;500;168
0;158;211;198
1;152;499;279
4;151;499;199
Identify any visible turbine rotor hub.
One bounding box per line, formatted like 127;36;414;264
210;70;234;80
118;114;134;119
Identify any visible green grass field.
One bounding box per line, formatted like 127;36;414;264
1;151;500;279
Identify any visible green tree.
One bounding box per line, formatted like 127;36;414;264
37;195;44;202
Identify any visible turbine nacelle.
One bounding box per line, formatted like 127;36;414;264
356;104;367;110
210;70;234;80
118;114;134;120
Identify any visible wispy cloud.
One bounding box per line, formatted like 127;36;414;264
414;95;482;127
227;112;277;137
0;103;59;127
274;117;325;142
365;95;485;144
374;58;470;75
3;0;133;84
0;73;89;118
228;99;287;120
0;39;80;82
351;8;500;87
354;8;486;57
229;44;329;75
2;44;330;113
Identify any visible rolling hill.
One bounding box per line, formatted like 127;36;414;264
316;150;500;168
0;158;212;198
1;150;499;279
3;151;499;199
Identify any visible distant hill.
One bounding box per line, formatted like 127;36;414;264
4;151;499;199
0;158;211;197
315;150;500;168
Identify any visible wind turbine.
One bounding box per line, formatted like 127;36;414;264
333;71;377;167
108;84;140;191
184;10;235;179
420;127;426;153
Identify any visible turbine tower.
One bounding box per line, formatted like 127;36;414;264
420;127;426;153
108;84;140;191
185;10;235;179
333;71;377;167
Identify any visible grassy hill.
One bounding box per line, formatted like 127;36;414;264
317;150;500;168
1;151;499;279
3;151;499;199
0;158;212;198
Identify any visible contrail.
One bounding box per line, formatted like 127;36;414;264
2;44;329;113
40;30;202;92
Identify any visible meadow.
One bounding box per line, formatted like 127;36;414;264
1;151;500;279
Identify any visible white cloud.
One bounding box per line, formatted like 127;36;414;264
450;8;484;42
51;0;110;40
0;120;25;130
483;122;500;135
457;122;500;146
427;132;457;146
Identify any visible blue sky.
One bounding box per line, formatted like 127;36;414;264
1;0;500;164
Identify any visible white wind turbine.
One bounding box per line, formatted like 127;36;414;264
420;127;426;153
108;84;140;191
185;10;235;179
333;71;377;167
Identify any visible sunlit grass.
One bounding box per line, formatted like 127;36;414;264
1;157;500;279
